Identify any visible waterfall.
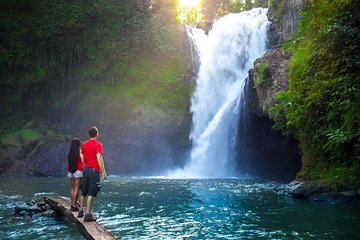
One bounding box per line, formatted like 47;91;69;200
171;8;269;178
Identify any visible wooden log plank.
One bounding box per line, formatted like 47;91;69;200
44;196;116;240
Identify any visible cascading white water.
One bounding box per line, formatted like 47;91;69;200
171;8;269;178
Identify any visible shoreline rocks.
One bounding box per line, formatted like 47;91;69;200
287;180;360;203
15;199;54;217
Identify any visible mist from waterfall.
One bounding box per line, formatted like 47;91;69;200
170;8;269;178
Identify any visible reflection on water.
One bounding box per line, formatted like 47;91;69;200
1;176;360;239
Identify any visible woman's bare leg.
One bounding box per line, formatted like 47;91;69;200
69;178;75;206
74;178;82;206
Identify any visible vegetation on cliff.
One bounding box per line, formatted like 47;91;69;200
272;0;360;188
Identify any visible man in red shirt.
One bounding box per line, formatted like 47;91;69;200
78;126;107;221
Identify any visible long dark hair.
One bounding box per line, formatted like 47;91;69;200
68;138;81;173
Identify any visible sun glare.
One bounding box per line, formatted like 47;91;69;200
177;0;203;24
179;0;202;8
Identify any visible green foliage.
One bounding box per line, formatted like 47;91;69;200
176;0;204;25
43;129;66;139
272;0;360;186
19;129;42;145
200;0;263;21
78;50;188;119
269;0;285;19
322;128;350;156
255;63;270;87
228;0;246;13
227;0;266;12
1;128;42;146
254;0;269;8
298;158;360;190
270;91;291;133
244;0;254;11
0;0;190;133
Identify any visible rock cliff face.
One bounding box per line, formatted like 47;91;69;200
2;138;70;176
249;0;309;117
249;48;292;118
267;0;310;46
26;140;70;176
249;0;309;118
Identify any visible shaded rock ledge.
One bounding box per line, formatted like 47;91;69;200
287;180;360;203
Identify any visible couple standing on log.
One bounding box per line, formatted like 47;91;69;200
67;126;107;222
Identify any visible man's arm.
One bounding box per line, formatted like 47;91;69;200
96;153;107;180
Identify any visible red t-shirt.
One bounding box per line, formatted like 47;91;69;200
81;139;103;172
77;155;84;171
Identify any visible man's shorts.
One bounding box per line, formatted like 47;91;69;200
67;170;83;179
80;168;101;197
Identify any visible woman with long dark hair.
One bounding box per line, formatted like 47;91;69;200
67;138;84;211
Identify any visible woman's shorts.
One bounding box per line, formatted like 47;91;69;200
67;170;83;179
